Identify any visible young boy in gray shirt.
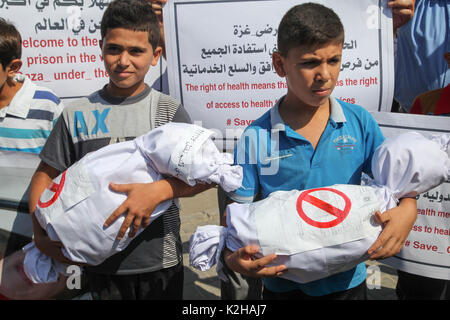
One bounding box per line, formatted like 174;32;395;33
28;0;210;299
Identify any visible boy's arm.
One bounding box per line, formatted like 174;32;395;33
29;161;73;264
103;178;214;240
368;197;417;259
29;161;60;213
223;246;286;278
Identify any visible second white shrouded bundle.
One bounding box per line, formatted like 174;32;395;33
189;132;450;284
24;123;243;283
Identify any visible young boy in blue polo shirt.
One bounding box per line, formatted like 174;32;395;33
224;3;417;300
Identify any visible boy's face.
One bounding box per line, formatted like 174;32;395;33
100;28;162;97
273;42;342;109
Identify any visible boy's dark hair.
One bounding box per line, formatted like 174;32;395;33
277;3;344;56
101;0;160;50
0;18;22;70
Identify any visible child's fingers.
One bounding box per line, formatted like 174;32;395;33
369;236;403;259
251;258;286;278
239;244;259;257
117;209;134;240
109;182;131;194
103;201;127;228
128;214;142;238
369;221;403;259
368;224;391;256
142;217;151;228
104;182;136;227
374;210;390;225
244;251;286;277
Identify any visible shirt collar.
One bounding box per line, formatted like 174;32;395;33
270;95;347;131
329;96;347;124
2;74;36;119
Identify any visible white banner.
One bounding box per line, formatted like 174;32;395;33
372;112;450;280
1;0;164;100
164;0;395;149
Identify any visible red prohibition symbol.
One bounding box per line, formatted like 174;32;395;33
37;171;67;208
296;187;352;228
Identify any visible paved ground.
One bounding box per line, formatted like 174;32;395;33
179;187;400;300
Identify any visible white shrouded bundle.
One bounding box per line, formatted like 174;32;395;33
189;132;450;284
24;123;243;283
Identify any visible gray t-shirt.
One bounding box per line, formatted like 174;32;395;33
40;85;191;274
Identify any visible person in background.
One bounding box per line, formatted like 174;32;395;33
0;17;65;301
0;18;64;155
393;0;449;112
409;52;450;116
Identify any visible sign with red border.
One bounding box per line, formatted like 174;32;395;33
296;187;352;228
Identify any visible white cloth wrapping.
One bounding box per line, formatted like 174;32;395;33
189;132;450;284
23;123;243;283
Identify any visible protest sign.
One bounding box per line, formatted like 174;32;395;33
1;0;164;100
163;0;395;149
373;112;450;280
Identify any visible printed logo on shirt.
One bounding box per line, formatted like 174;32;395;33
333;135;357;152
73;108;111;138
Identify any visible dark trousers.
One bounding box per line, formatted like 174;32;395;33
396;270;450;300
262;281;367;300
85;262;184;300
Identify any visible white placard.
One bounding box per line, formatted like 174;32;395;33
1;0;164;100
164;0;394;149
372;112;450;280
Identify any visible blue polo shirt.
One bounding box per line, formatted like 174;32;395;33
228;96;385;296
